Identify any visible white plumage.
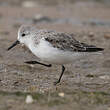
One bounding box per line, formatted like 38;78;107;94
28;38;86;64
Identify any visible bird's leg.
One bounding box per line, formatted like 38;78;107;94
54;65;65;85
25;61;52;67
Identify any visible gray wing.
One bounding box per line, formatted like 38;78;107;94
44;31;104;52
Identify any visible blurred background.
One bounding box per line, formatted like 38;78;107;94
0;0;110;110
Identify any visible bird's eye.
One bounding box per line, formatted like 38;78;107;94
22;33;25;37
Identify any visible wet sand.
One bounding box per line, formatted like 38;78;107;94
0;0;110;110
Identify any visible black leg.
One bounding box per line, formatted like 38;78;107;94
25;61;52;67
54;65;65;85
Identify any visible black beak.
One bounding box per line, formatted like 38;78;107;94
7;40;20;51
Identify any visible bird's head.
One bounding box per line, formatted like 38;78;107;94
7;25;35;50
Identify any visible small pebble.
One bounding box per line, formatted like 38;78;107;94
104;33;110;39
29;64;35;68
99;75;110;80
22;1;37;8
88;32;94;37
25;95;34;104
58;92;65;97
34;14;44;20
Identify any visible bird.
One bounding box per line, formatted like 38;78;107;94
7;25;104;85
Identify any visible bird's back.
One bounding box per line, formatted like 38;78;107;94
34;29;104;52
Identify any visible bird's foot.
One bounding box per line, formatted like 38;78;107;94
24;61;52;67
53;80;60;85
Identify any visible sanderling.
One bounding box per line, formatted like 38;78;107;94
7;25;104;85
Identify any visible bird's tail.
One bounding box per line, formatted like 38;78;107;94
84;47;104;52
75;42;104;52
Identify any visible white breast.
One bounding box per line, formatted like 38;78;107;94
28;39;86;64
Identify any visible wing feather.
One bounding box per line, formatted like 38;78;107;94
43;31;104;52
